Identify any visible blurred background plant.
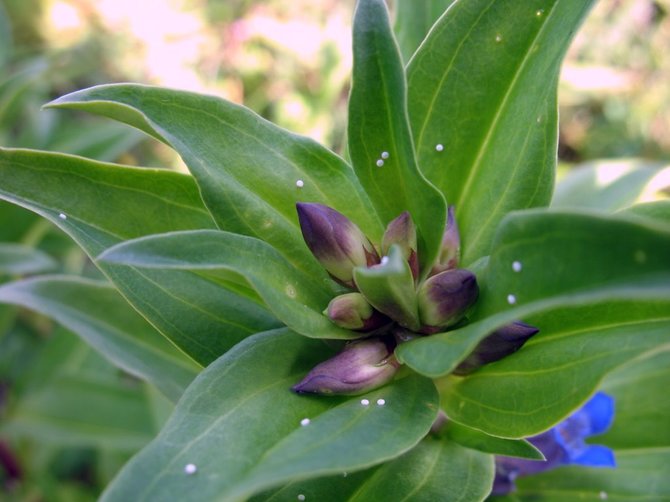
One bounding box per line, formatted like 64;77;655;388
1;0;669;499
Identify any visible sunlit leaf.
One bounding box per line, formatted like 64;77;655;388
407;0;596;264
348;0;447;274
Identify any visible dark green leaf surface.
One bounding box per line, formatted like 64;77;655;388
600;347;670;449
407;0;596;265
0;148;279;364
98;230;354;340
393;0;456;63
348;0;447;274
46;84;383;278
102;329;439;501
259;438;493;502
0;275;199;401
0;243;57;275
397;210;670;436
445;422;543;460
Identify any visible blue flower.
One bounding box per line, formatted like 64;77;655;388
493;392;616;495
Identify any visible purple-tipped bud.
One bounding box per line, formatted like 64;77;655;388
292;338;399;396
382;211;419;280
453;321;539;375
324;293;388;331
431;206;460;275
297;203;379;288
417;268;478;332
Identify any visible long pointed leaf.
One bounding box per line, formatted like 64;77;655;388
0;276;199;401
407;0;596;264
101;329;438;501
46;84;384;278
349;0;447;274
98;230;355;340
0;148;279;364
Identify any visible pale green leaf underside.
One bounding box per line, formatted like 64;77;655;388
408;0;596;265
256;438;493;502
102;330;439;501
348;0;446;274
47;83;384;279
393;0;456;63
0;275;199;402
98;230;356;340
0;148;280;365
0;243;57;275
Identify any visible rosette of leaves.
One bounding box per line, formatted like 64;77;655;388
1;0;669;500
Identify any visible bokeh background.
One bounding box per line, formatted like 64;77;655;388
1;0;669;499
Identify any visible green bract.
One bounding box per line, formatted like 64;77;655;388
1;0;669;500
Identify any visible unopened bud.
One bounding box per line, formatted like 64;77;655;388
431;206;460;275
291;337;399;396
453;321;539;375
382;211;419;280
324;293;388;331
418;268;478;332
297;203;379;288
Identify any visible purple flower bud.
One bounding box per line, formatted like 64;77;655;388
493;392;616;495
296;203;379;288
291;337;399;396
417;269;478;332
430;206;460;275
453;321;539;375
324;293;389;331
381;212;419;280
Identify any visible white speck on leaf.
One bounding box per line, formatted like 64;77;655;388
296;179;304;188
512;261;522;272
285;285;297;298
298;495;306;501
536;9;544;16
377;398;386;406
381;151;389;159
380;256;389;265
495;34;502;42
360;399;370;406
507;294;517;305
184;463;197;475
58;213;67;220
599;492;608;500
376;159;384;167
300;418;310;426
435;143;444;152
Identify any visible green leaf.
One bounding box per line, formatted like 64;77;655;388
393;0;456;63
444;422;543;460
552;160;669;212
600;347;670;449
0;275;200;402
101;329;439;501
98;230;354;340
46;84;383;278
348;0;447;274
501;449;670;501
354;245;419;330
0;243;57;275
4;329;157;452
620;200;670;226
407;0;596;265
397;210;670;436
0;148;279;365
257;438;494;502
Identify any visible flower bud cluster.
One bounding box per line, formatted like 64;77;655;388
292;203;538;395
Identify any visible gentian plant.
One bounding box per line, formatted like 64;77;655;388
1;0;670;500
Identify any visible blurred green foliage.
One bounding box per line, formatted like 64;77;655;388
0;0;669;499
